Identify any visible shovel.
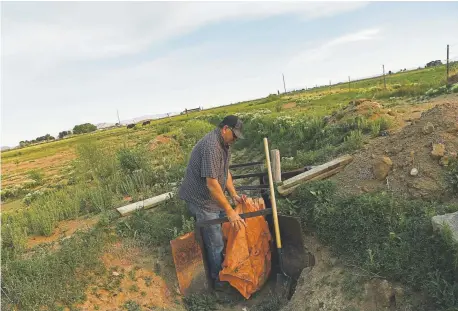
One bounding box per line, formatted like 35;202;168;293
263;137;292;299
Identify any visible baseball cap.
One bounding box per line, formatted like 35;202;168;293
220;115;244;139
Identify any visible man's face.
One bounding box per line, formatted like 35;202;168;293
221;125;237;145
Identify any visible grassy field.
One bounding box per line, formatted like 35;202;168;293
1;62;458;311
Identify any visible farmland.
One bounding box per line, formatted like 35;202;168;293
2;63;458;311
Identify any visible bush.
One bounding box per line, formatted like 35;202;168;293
26;169;44;184
117;146;151;174
72;123;97;134
446;159;458;194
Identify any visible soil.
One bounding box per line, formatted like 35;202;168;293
148;135;174;151
332;95;458;199
283;102;297;109
71;240;181;311
1;150;76;187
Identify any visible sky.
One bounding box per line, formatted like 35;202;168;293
1;1;458;147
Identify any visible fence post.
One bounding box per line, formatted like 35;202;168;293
447;44;450;85
270;149;281;183
348;76;351;92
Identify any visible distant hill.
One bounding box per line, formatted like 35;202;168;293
118;112;180;125
1;146;11;151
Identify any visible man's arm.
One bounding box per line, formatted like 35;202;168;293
226;171;237;198
206;177;246;231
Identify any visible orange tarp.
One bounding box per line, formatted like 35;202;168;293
219;197;272;299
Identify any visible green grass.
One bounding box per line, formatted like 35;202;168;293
1;228;110;311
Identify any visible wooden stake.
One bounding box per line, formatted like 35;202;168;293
270;149;281;182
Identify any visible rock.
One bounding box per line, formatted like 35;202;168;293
388;110;396;116
410;168;419;176
431;143;445;159
439;156;450;166
422;122;435;134
373;156;393;180
432;212;458;243
112;271;120;276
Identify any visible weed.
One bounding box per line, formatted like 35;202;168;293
143;276;152;287
183;293;217;311
128;284;139;292
27;169;44;184
128;269;137;281
445;159;458;194
123;300;142;311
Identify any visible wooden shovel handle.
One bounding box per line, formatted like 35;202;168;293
263;137;282;249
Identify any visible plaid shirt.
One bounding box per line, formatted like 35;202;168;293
178;128;231;212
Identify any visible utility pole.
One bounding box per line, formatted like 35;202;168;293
117;109;121;125
329;80;331;92
383;64;386;89
282;73;286;93
447;44;450;85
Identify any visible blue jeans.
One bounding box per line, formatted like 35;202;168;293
187;202;225;281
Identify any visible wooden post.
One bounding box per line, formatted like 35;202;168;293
282;73;286;93
447;44;450;85
270;149;281;182
348;76;351;92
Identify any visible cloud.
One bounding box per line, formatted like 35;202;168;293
287;27;382;66
3;2;368;63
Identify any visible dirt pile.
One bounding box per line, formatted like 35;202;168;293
330;98;395;123
333;101;458;199
148;135;174;151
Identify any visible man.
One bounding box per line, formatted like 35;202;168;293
178;115;247;291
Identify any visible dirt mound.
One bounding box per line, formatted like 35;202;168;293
333;101;458;199
329;99;396;124
148;135;174;151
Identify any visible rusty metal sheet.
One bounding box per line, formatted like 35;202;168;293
170;231;209;296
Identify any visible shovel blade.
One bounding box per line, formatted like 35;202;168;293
170;231;209;296
275;272;292;298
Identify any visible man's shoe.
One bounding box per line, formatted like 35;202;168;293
214;280;232;292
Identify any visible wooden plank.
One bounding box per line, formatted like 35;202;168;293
117;192;175;216
271;149;281;182
278;166;344;196
280;155;353;189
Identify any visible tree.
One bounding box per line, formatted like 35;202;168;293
73;123;97;134
58;130;72;139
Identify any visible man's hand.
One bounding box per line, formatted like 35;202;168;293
227;209;247;231
232;194;247;205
